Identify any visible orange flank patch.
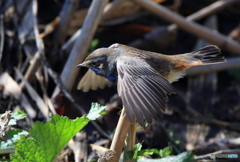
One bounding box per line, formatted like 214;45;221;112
175;59;203;71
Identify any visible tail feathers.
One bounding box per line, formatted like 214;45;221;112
192;45;226;64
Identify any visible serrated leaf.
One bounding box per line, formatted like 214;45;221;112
10;115;90;162
86;103;106;120
8;110;26;126
159;146;172;157
137;151;194;162
0;129;29;151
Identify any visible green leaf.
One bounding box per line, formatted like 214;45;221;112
10;115;90;162
8;110;26;126
86;103;107;120
136;123;150;130
138;149;154;156
127;143;161;159
159;146;172;158
0;129;29;151
0;158;11;161
133;142;142;159
91;39;99;49
137;151;194;162
144;149;160;156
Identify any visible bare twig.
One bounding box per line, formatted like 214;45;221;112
54;0;79;44
39;17;60;39
0;15;4;64
20;0;46;87
0;73;36;118
35;68;57;115
110;108;131;162
132;0;240;55
168;0;239;32
90;144;109;154
15;68;49;119
129;0;239;48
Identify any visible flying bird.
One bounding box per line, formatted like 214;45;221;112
77;43;226;127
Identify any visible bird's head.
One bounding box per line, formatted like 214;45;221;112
77;48;119;77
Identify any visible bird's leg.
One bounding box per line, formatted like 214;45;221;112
110;108;131;161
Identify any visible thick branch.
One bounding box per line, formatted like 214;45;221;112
58;0;109;93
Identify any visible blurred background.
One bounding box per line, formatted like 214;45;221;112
1;0;240;161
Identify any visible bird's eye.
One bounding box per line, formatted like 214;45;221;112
91;62;97;67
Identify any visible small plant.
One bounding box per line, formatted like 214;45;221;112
0;103;106;162
0;110;28;153
124;143;194;162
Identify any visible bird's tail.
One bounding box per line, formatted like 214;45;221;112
190;45;226;64
175;45;226;70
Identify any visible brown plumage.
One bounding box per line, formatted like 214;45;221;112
77;43;226;127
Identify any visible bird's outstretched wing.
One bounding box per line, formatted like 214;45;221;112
117;56;176;127
77;69;112;92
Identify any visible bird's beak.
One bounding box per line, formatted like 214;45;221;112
77;62;88;67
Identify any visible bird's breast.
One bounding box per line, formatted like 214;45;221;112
106;72;118;83
165;71;186;83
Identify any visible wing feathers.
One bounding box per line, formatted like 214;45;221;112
117;57;176;127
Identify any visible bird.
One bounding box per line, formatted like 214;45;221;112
77;43;226;127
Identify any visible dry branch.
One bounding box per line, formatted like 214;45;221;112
110;108;131;162
15;68;49;119
54;0;79;44
17;0;46;89
132;0;240;55
129;0;239;48
90;144;109;155
0;15;4;64
35;69;57;115
38;17;60;39
168;0;239;32
61;0;120;54
53;0;109;97
0;73;36;118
